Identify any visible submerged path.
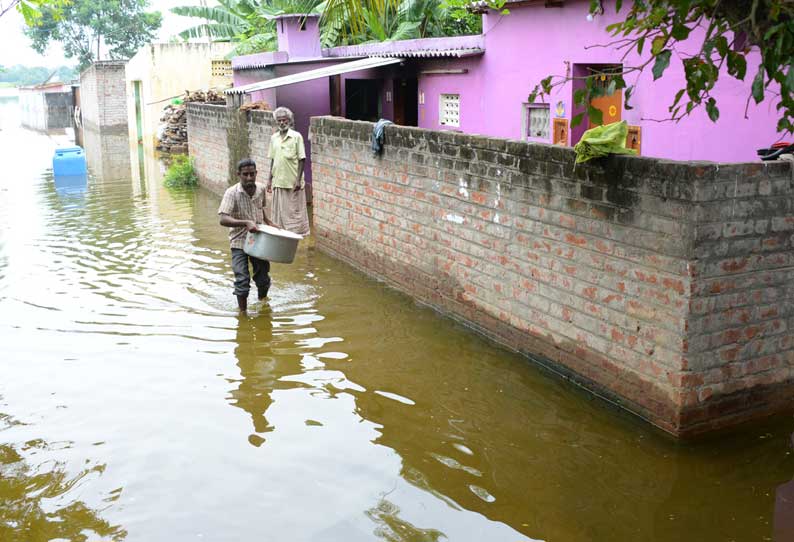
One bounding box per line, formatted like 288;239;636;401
0;104;793;541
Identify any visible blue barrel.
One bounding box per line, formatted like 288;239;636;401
53;146;87;176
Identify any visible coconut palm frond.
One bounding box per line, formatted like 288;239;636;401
170;5;249;27
177;22;244;40
227;31;278;56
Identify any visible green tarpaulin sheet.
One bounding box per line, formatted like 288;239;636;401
573;120;637;163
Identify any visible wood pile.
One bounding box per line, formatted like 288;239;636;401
239;101;271;112
157;90;226;153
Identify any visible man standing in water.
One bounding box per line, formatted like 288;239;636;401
219;158;275;313
266;107;310;236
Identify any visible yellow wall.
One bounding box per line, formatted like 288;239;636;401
126;42;234;147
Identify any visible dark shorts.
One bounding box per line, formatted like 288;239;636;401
231;248;271;298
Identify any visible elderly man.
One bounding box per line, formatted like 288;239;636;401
219;158;275;313
266;107;310;236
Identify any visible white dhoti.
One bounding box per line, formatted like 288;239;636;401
269;187;310;236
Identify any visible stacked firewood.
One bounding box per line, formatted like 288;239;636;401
239;101;271;112
156;90;227;153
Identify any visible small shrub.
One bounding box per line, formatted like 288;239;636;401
163;155;198;188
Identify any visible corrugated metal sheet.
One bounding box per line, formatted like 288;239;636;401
358;48;483;58
226;56;403;95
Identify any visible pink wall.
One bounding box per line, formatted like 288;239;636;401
275;14;321;60
416;0;781;163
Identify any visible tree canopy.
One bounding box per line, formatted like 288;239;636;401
169;0;481;56
528;0;794;133
0;0;67;25
24;0;162;70
0;64;77;85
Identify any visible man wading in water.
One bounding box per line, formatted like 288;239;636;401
219;158;275;313
266;107;310;236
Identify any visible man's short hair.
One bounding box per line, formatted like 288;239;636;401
273;107;294;123
237;158;256;172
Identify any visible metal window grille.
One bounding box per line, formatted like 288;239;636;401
525;104;550;140
439;94;460;127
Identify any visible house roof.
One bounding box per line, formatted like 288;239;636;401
468;0;564;13
232;35;485;71
226;56;403;95
325;35;485;59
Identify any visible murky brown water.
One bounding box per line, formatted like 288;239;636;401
1;98;793;542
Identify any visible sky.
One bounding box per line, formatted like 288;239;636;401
0;0;202;69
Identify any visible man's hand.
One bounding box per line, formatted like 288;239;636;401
266;181;272;193
292;180;302;192
245;220;259;233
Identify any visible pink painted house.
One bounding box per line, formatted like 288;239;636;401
230;0;780;177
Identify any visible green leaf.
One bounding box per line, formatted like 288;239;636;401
528;87;539;103
705;97;719;121
669;88;685;111
540;76;553;94
776;117;792;133
764;23;784;41
751;69;764;103
637;36;645;55
571;112;585;128
573;88;587;105
714;36;729;57
624;85;634;110
727;51;747;80
587;104;603;126
615;0;622;11
671;23;690;41
651;35;667;55
787;65;794;92
652;49;672;80
19;1;41;24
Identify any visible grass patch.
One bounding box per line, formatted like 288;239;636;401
163;155;198;188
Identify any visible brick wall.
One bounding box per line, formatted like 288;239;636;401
309;116;794;437
685;162;794;432
187;103;276;195
79;61;128;130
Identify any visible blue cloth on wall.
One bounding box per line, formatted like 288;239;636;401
371;119;393;156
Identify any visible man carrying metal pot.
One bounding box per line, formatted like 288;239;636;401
219;158;276;313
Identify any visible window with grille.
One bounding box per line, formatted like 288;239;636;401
211;59;233;77
523;103;551;141
439;94;460;127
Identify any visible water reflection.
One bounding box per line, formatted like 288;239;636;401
230;314;278;440
81;125;132;182
774;434;794;541
0;410;126;542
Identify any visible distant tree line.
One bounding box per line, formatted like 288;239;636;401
0;64;77;86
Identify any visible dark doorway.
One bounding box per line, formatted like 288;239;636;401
329;75;342;117
393;78;418;126
345;79;379;121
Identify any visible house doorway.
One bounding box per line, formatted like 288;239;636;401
571;63;623;144
393;78;418;126
345;79;380;121
132;80;144;145
587;65;623;129
329;75;342;117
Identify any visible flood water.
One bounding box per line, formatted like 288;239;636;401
1;97;793;542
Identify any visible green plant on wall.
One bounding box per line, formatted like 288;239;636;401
163;155;198;188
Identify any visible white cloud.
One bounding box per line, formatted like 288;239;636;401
0;0;205;69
